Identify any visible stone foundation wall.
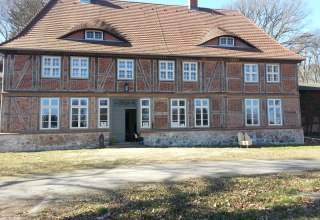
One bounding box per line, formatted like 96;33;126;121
0;132;109;152
142;128;304;147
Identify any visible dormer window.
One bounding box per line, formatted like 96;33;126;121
80;0;91;3
85;30;103;41
219;37;234;47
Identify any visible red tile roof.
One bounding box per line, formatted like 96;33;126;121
0;0;303;61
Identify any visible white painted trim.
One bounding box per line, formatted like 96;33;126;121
219;37;235;47
159;60;175;81
98;98;110;129
85;30;103;41
70;97;89;129
194;99;210;128
41;56;61;78
117;59;134;80
182;62;198;82
70;56;89;79
245;99;260;126
140;98;151;129
267;99;283;126
40;98;60;130
244;63;259;83
170;99;187;128
266;64;280;83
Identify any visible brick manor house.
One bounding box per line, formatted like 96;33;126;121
0;0;304;150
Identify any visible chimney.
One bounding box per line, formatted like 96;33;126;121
189;0;198;10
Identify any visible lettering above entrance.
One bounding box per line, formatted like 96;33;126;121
112;99;137;108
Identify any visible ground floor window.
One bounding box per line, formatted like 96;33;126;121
195;99;209;127
245;99;260;126
98;98;109;128
40;98;59;129
268;99;283;125
70;98;88;128
171;99;186;127
140;99;151;128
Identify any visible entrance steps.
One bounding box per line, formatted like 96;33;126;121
109;142;146;148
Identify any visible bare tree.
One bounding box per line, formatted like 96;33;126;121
225;0;310;44
0;0;47;42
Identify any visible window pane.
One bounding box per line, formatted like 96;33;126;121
80;99;87;105
72;99;78;106
100;99;108;106
95;31;102;39
142;100;149;106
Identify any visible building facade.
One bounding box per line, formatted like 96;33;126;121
0;0;304;150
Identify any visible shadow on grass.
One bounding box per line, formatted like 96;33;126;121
58;172;320;220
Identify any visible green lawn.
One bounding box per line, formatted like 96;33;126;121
0;146;319;176
34;170;320;219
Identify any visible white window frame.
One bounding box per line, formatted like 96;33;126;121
194;99;210;128
266;64;280;83
40;98;60;130
245;99;260;126
159;60;175;81
268;99;283;126
98;98;110;128
171;99;187;128
117;59;134;80
80;0;91;3
183;62;198;82
140;98;151;129
85;30;103;41
41;56;61;78
244;64;259;83
70;98;89;129
219;37;234;47
70;57;89;79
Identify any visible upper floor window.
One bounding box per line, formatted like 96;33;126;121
85;30;103;41
42;56;61;78
244;64;258;83
219;37;234;47
80;0;91;3
268;99;283;125
118;59;134;80
195;99;209;127
183;62;198;81
266;64;280;83
245;99;260;126
40;98;59;130
159;60;175;81
71;57;89;78
171;99;186;128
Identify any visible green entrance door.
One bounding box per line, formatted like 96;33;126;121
111;99;137;143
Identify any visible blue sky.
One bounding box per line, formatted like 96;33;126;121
125;0;320;31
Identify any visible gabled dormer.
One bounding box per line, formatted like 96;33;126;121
60;19;129;44
199;27;256;49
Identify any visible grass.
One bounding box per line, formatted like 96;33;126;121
33;170;320;219
0;146;319;176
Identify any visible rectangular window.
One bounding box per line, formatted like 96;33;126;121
85;30;103;40
42;56;61;78
98;98;109;128
219;37;234;47
118;59;134;79
183;62;198;81
266;64;280;83
40;98;59;129
245;99;260;126
268;99;283;125
159;60;175;81
70;98;88;129
171;99;186;128
244;64;258;83
71;57;89;78
140;99;151;128
195;99;209;127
